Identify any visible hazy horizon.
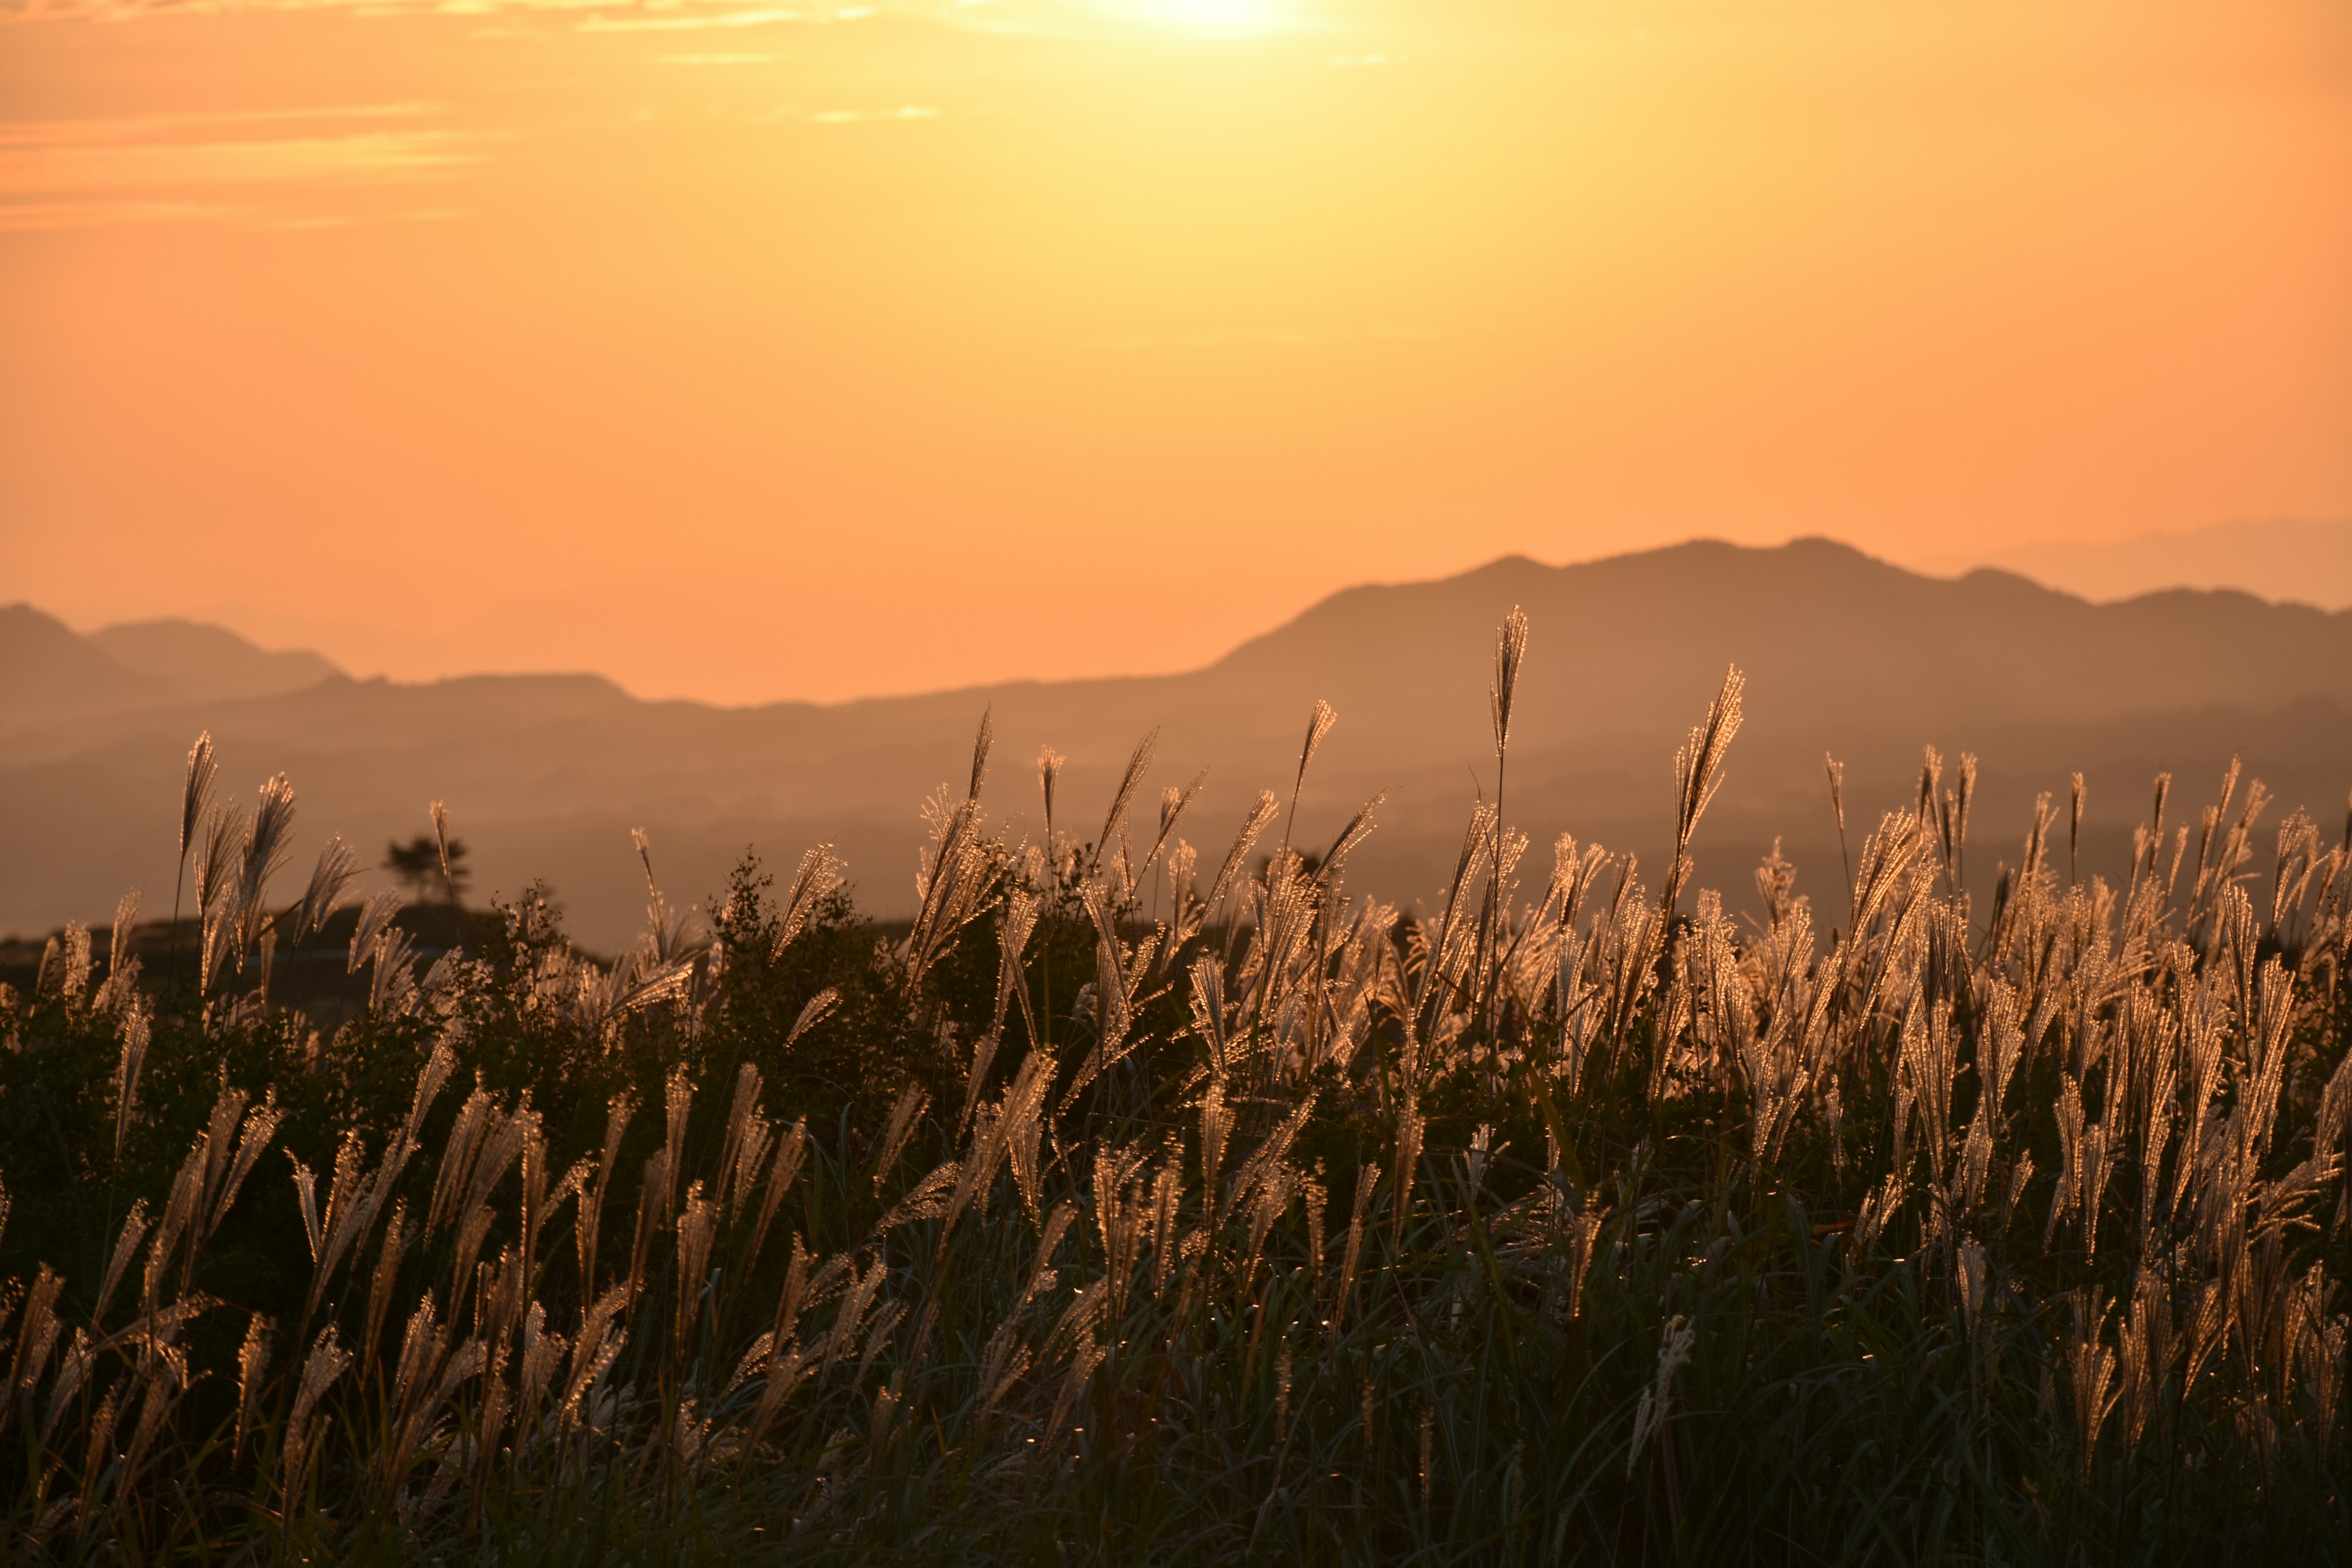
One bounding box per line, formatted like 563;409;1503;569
25;518;2352;707
12;537;2351;949
2;6;2347;1549
8;0;2350;703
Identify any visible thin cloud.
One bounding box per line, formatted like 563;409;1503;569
265;205;462;230
0;130;477;195
1087;323;1439;350
579;8;804;31
656;51;774;62
0;104;480;231
0;198;241;231
575;1;875;29
0;102;447;148
807;104;940;123
2;0;601;17
7;0;904;20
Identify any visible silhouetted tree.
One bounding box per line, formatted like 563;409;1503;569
385;834;470;905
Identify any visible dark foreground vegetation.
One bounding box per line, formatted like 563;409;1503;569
2;616;2348;1565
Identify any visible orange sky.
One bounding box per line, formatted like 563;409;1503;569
3;0;2348;703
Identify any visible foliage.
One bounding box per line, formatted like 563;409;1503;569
1;642;2348;1566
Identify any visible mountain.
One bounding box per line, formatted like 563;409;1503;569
6;539;2348;949
89;618;342;704
1208;538;2352;750
0;603;340;727
0;603;175;722
1917;518;2352;611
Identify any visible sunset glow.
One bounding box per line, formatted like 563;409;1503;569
1122;0;1290;36
2;1;2347;703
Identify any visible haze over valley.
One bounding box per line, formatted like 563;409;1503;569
10;533;2349;948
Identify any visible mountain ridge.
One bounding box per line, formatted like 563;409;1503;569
1;603;346;723
7;538;2348;947
1920;518;2352;611
89;617;342;703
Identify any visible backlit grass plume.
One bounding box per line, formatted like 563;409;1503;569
0;612;2346;1566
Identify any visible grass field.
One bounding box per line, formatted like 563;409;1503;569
2;627;2348;1564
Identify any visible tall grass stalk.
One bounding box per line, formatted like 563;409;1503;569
1;616;2348;1564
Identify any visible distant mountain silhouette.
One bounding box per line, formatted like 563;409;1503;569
1;604;340;725
6;540;2348;948
1;604;175;722
1921;518;2352;612
1204;538;2352;753
90;617;343;704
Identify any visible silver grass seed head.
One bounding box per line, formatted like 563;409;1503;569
350;888;402;974
785;987;840;1049
774;843;845;956
294;837;360;943
179;731;217;860
113;996;151;1157
1207;790;1280;916
432;799;458;884
1671;666;1745;850
103;890;141;1003
631;826;657;895
1297;699;1338;795
1038;746;1065;830
233;1313;273;1441
1917;745;1943;824
286;1325;351;1451
967;707;993;802
1315;793;1386;886
1095;729;1160;863
195;805;243;916
1489;607;1528;757
235;775;298;944
246;774;296;872
1140;769;1207;878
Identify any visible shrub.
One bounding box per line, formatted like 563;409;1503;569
1;636;2346;1565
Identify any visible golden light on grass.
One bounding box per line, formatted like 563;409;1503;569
1;614;2346;1555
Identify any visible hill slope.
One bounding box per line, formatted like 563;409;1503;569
90;618;342;704
1;604;340;725
0;604;175;722
1928;518;2352;611
6;540;2348;947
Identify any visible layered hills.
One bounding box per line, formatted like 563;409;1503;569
7;538;2348;948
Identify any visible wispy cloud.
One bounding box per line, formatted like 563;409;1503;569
0;130;475;194
0;0;1274;42
1087;323;1439;350
265;205;463;230
6;0;922;24
578;7;803;32
575;1;881;30
0;102;447;147
807;104;940;123
1;0;601;17
0;104;480;232
656;50;774;62
0;198;241;232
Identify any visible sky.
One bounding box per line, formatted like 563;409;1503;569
3;0;2348;704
